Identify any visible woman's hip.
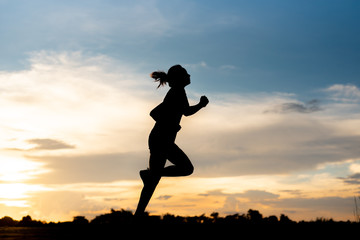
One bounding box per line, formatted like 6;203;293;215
148;128;177;150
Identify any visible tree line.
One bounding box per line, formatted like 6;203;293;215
0;208;357;227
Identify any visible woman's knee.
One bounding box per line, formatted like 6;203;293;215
184;163;194;176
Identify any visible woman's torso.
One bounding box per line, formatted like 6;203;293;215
149;87;189;148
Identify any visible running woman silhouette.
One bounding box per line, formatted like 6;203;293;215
135;65;209;216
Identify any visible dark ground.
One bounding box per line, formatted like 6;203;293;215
0;223;358;240
1;209;359;239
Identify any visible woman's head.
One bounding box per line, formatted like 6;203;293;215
151;65;190;88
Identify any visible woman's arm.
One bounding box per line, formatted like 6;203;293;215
184;96;209;116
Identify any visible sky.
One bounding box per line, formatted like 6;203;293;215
0;0;359;222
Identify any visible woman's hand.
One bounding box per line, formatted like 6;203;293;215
184;96;209;116
200;96;209;108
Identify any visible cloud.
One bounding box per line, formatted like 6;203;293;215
350;163;360;173
156;195;173;201
279;190;304;197
264;99;322;114
200;189;279;201
199;188;354;220
173;89;360;178
183;61;208;71
28;191;104;222
199;188;280;214
220;65;237;70
28;152;147;184
324;84;360;102
180;115;360;177
338;173;360;185
24;179;142;221
27;138;75;151
0;51;153;156
238;190;280;201
271;197;355;220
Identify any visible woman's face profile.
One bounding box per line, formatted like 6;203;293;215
177;68;190;87
183;71;191;86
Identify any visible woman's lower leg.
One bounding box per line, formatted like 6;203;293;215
134;173;160;216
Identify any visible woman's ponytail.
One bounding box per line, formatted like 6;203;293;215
150;71;168;88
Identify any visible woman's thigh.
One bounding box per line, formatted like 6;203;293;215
167;144;192;168
149;150;166;175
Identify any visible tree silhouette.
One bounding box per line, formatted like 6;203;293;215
73;216;89;224
264;215;279;224
280;214;294;224
0;208;358;228
0;216;17;226
247;209;263;223
18;215;43;227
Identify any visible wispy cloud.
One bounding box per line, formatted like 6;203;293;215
27;138;75;151
338;173;360;185
219;65;237;70
156;195;173;200
264;99;322;114
5;138;75;151
28;152;145;184
324;84;360;102
338;162;360;185
201;189;279;201
183;61;208;71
